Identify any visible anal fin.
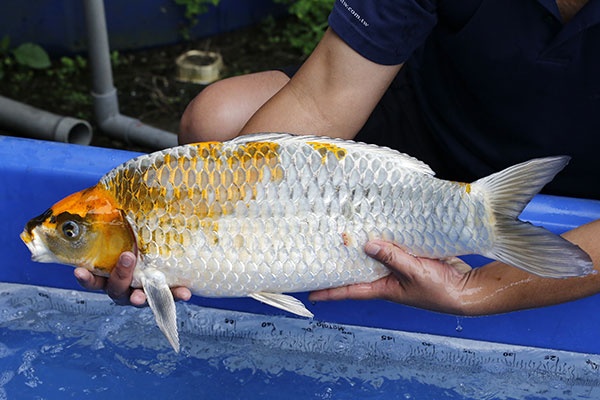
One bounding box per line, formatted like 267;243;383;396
249;292;314;318
141;269;180;352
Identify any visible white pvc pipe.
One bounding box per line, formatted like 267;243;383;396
83;0;178;149
0;95;93;145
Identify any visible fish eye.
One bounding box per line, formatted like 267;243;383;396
62;221;81;240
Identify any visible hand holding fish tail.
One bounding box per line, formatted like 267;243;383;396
74;252;192;307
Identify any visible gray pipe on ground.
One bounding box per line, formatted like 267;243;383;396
0;95;93;145
83;0;178;149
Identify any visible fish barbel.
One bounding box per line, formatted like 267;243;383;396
21;133;592;352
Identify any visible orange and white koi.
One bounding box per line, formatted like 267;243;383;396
21;133;592;352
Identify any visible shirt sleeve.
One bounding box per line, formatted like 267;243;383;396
328;0;437;65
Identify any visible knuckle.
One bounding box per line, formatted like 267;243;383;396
377;246;396;266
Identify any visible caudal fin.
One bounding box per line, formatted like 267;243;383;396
473;156;593;278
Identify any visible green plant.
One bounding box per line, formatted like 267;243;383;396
266;0;335;56
172;0;221;40
0;36;51;80
12;43;51;69
0;38;91;121
110;50;122;67
45;55;87;82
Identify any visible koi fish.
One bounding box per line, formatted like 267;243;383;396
21;133;592;352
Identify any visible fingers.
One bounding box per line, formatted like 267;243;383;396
74;251;193;307
309;240;431;303
365;239;420;281
129;287;192;307
73;252;141;306
105;251;137;306
309;241;411;302
74;267;106;291
129;289;148;307
364;240;389;263
172;287;193;302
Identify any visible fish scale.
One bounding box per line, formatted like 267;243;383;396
22;133;593;352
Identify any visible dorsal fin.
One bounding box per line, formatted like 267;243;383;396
228;133;435;176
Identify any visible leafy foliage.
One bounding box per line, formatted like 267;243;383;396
266;0;335;56
0;37;52;80
0;37;91;118
12;43;51;69
172;0;221;39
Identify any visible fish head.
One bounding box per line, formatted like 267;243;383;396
20;185;136;277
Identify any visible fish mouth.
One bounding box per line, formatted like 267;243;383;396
20;228;60;264
20;229;33;245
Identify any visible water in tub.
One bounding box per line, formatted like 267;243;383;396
0;283;599;399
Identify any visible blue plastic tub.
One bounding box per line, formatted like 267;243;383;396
1;0;284;55
2;135;600;357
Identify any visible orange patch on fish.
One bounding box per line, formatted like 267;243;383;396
451;181;472;194
341;232;351;246
101;140;287;253
48;185;121;223
307;142;347;163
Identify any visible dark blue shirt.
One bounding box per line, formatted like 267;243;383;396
329;0;600;199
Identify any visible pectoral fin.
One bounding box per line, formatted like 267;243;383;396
141;269;180;352
249;292;314;318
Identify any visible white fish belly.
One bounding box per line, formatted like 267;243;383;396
156;216;390;297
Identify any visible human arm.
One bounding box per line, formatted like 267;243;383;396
309;219;600;316
240;28;402;139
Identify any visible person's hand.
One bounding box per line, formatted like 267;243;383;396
74;251;192;306
309;240;473;315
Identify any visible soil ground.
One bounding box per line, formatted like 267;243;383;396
0;18;305;152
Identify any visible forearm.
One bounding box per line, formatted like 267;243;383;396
457;219;600;316
240;28;401;138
